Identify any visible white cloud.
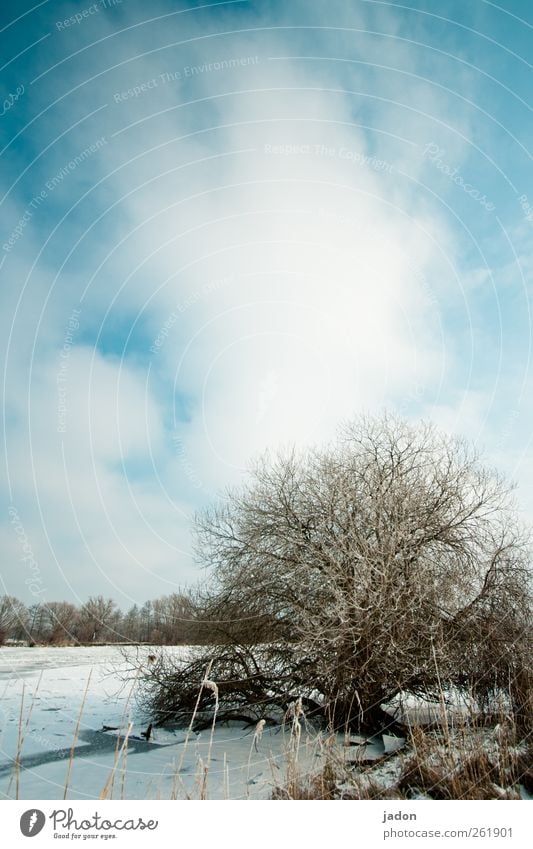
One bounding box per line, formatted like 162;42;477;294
3;0;528;602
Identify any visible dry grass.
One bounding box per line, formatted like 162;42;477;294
271;706;532;801
267;667;532;801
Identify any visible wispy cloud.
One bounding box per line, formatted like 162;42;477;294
1;0;532;603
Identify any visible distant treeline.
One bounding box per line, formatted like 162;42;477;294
0;592;209;646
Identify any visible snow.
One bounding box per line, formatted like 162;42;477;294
2;648;528;801
0;646;329;800
382;734;406;755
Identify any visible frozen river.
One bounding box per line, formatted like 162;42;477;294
0;646;327;800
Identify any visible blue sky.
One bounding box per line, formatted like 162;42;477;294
1;0;533;607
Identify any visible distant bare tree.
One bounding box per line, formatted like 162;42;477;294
0;595;27;644
76;596;120;643
27;604;48;642
142;415;532;732
139;601;154;642
121;604;142;642
151;592;199;644
42;602;79;644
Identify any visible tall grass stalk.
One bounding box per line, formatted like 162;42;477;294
14;683;24;800
199;678;219;799
246;719;266;798
63;669;92;800
100;721;133;800
170;660;213;800
108;671;140;800
9;672;43;799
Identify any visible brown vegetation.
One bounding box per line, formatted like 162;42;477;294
272;712;532;801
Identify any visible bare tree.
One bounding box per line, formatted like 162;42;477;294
76;596;120;643
142;415;532;732
151;592;198;644
0;596;27;644
121;604;141;642
139;601;154;642
42;602;79;644
26;604;47;642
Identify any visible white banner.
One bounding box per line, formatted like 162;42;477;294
1;800;529;848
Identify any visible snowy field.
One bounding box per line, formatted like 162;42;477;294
0;646;332;800
3;647;528;802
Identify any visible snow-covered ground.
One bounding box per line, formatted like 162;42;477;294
0;646;330;800
3;647;527;801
